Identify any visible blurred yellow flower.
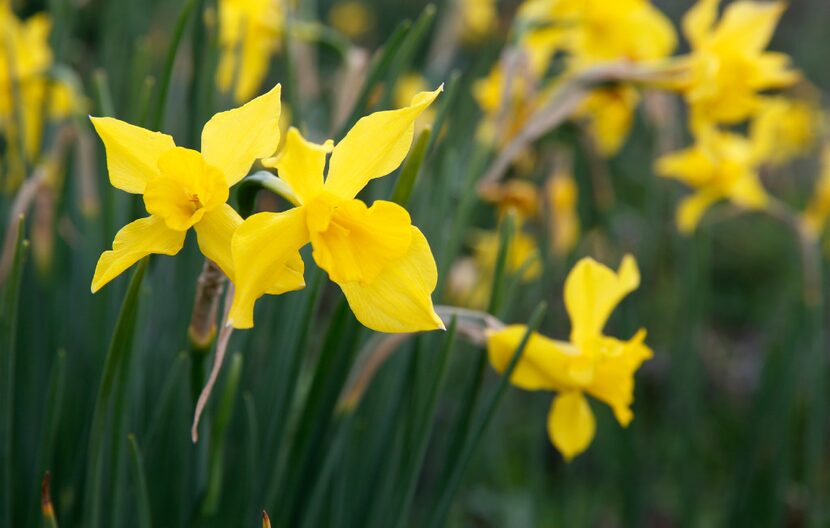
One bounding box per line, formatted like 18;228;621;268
90;84;304;295
656;126;768;234
546;169;580;256
473;63;538;147
459;0;498;43
0;4;80;185
676;0;799;128
576;85;640;156
750;97;818;166
216;0;283;103
229;87;445;333
487;255;652;460
328;1;376;40
448;227;542;310
802;146;830;240
479;179;540;220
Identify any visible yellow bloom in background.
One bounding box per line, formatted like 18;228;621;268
459;0;498;43
802;146;830;240
328;1;376;41
478;179;540;220
575;85;640;157
448;227;542;310
216;0;283;103
473;63;538;147
546;169;580;256
90;84;304;295
656;126;768;234
676;0;799;128
487;255;652;460
229;87;445;333
0;4;80;185
750;97;819;166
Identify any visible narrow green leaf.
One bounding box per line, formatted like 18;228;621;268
391;127;432;207
1;215;27;528
92;69;115;117
428;302;547;527
487;211;516;315
424;70;460;158
393;319;457;528
379;4;437;109
127;434;153;528
150;0;198;130
84;257;148;528
201;352;244;516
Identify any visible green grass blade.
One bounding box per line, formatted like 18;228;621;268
393;318;457;528
1;215;27;527
150;0;198;130
84;257;148;528
201;352;244;516
427;302;547;527
423;70;460;158
391;127;431;207
379;4;437;109
127;434;153;528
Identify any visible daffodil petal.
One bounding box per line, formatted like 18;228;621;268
682;0;719;48
587;329;652;427
548;391;596;461
565;255;640;344
676;188;722;234
228;207;309;329
91;215;186;293
325;86;442;200
486;325;575;391
713;1;785;52
201;83;282;186
194;203;243;280
338;226;443;333
89;116;176;194
262;127;333;203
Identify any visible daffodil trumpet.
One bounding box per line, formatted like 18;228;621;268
229;86;446;334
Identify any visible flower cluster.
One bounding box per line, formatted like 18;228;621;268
91;84;445;334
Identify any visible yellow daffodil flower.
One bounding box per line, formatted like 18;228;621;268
576;85;640;156
478;179;540;220
459;0;498;43
0;4;80;185
90;84;304;296
216;0;283;103
802;146;830;240
448;228;542;310
328;1;376;40
656;125;768;234
676;0;799;128
750;97;818;166
228;87;445;333
487;254;652;460
546;169;580;256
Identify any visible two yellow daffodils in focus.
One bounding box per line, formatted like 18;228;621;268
90;84;445;334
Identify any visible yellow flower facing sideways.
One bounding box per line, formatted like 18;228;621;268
228;87;445;333
216;0;283;103
656;125;768;234
676;0;799;129
90;84;304;296
487;255;652;460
